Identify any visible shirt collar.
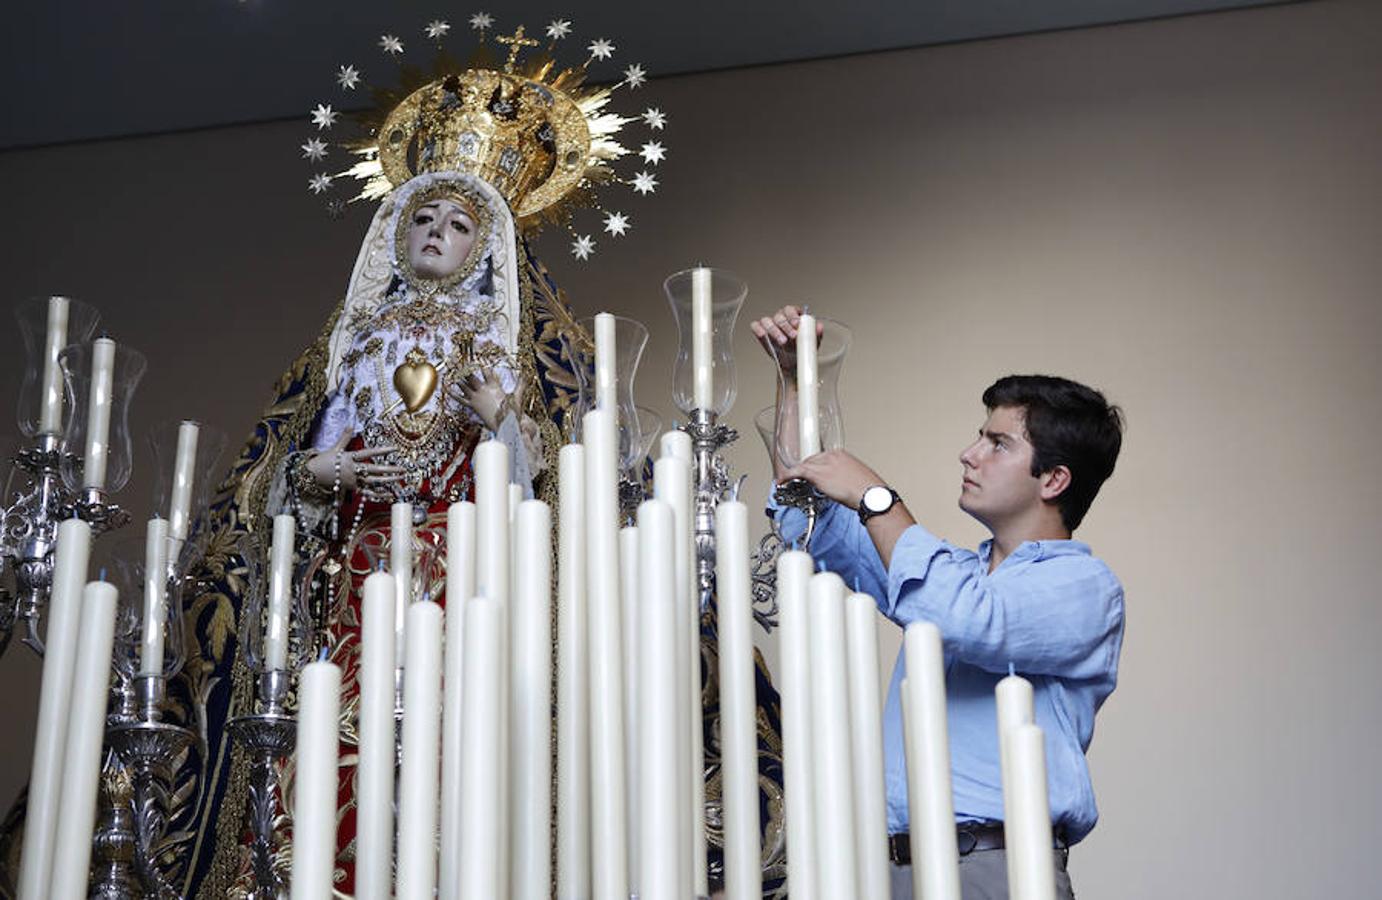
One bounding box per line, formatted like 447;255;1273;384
978;537;1092;569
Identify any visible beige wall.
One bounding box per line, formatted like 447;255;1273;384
3;0;1380;895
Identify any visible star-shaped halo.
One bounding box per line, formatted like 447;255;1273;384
603;212;630;236
631;171;658;195
308;173;333;194
470;12;493;31
546;19;572;40
638;141;666;165
623;64;646;88
571;234;596;260
425;19;451;39
301;138;329;162
588;38;614;60
379;34;404;55
310;104;339;130
641;107;667;130
336;65;360;90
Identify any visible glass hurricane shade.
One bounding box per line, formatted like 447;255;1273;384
561;315;651;473
664;267;748;417
148;420;228;544
58;339;147;494
764;316;851;469
13;296;100;438
106;532;188;681
235;527;332;675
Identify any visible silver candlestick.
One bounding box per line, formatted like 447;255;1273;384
226;669;297;899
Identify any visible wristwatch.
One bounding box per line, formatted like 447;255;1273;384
857;484;901;523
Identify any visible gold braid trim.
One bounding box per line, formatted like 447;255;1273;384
192;302;343;900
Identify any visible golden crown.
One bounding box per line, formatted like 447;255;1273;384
302;18;669;256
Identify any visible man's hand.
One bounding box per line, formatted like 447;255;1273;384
781;448;885;508
749;304;822;373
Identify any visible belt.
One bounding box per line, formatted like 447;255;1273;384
888;823;1070;866
888;822;1006;865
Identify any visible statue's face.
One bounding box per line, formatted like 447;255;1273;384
405;198;479;280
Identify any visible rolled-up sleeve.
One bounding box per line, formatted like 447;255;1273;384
886;525;1124;680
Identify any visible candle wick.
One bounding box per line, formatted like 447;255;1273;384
318;646;330;662
817;560;826;573
1008;661;1015;677
98;567;107;581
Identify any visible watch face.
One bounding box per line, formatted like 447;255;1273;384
863;485;894;513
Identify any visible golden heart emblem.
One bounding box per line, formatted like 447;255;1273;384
393;359;438;413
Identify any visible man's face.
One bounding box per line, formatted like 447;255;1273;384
957;405;1044;529
405;198;478;280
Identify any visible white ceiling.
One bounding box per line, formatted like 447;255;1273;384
5;0;1291;149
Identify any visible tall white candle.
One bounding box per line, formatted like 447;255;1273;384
846;591;890;900
473;440;511;885
290;661;342;900
795;312;820;458
38;296;69;434
636;499;680;900
619;523;641;893
594;311;617;413
18;519;90;900
715;501;762;900
653;453;695;894
460;595;504;899
996;671;1036;900
48;580;117;900
659;429;692;463
583;407;629;900
81;337;116;490
807;572;858;899
167;420;200;546
557;444;591;899
439;501;476;900
355;571;397;900
691;267;713;410
391;501;414;660
397;600;444;900
777;550;817;900
1004;723;1057;900
264;514;295;673
512;500;554;899
903;621;961;900
139;516;170;676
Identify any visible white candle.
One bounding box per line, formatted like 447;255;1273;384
18;519;90;900
846;591;890;900
397;600;443;900
81;337;116;490
48;580;117;900
355;571;396;900
439;501;476;900
460;595;504;899
512;500;554;899
795;312;820;458
636;499;680;900
714;501;762;900
473;440;511;885
903;621;961;900
583;408;629;900
166;420;200;554
777;550;817;900
1004;722;1056;900
139;516;170;676
594;311;617;413
391;501;414;660
619;523;641;893
557;444;591;899
264;514;295;673
659;428;692;463
691;267;713;410
290;661;342;900
38;296;69;434
807;572;858;899
653;453;696;894
996;671;1036;899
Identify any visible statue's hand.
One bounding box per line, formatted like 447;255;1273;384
305;432;404;494
450;369;512;431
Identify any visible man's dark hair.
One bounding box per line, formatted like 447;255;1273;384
982;374;1124;531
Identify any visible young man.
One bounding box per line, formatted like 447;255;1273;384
752;306;1126;900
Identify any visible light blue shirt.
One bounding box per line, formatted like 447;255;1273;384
777;501;1124;843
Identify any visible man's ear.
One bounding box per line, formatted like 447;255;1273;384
1040;465;1072;501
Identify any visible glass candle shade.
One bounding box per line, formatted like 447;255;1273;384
149;420;228;547
561;315;650;468
58;339;147;494
354;524;446;605
106;533;187;681
664;267;748;417
629;405;663;482
235;528;319;675
765;317;851;469
13;296;100;438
